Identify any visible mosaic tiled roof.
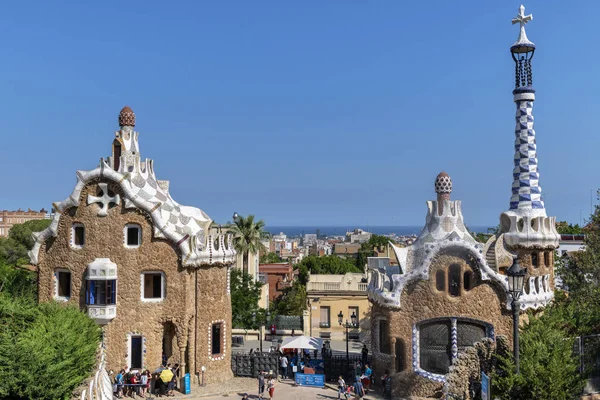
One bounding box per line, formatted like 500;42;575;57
29;107;235;267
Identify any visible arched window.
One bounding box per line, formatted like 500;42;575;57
448;264;461;297
435;270;445;291
544;251;551;267
531;252;538;268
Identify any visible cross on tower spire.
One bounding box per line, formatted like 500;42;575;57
511;5;534;50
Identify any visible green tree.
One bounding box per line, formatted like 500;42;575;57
297;255;361;276
357;234;393;268
230;269;265;329
0;298;100;400
492;308;584;399
556;221;584;235
228;214;268;274
260;252;282;264
273;280;307;316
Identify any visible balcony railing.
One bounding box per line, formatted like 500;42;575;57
307;281;368;292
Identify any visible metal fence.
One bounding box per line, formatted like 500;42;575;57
575;334;600;394
231;353;279;378
323;354;372;383
272;315;303;331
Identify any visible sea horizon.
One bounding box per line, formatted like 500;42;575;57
265;225;493;237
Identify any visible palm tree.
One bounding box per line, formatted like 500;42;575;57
228;214;268;274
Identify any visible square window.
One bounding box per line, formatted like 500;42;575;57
125;224;141;248
56;270;71;299
73;224;85;247
211;323;222;355
142;273;164;301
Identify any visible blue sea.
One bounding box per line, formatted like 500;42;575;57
265;226;492;238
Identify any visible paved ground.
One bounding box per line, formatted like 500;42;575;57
232;339;364;356
165;379;387;400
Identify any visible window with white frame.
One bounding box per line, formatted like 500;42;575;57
124;224;141;248
55;269;71;300
71;223;85;248
141;272;165;301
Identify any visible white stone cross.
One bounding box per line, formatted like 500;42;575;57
87;183;121;217
512;5;533;45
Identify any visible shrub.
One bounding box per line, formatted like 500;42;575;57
0;297;100;400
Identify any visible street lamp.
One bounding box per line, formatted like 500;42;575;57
506;257;527;374
253;310;271;353
338;311;358;380
232;212;239;223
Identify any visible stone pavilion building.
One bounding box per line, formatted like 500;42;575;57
367;6;560;397
30;107;236;385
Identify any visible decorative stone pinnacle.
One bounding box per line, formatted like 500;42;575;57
118;106;136;127
511;5;535;50
435;171;452;202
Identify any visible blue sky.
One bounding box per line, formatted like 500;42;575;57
0;1;598;227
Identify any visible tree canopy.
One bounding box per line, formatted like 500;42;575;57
260;252;282;264
296;255;362;285
230;269;266;329
357;234;392;268
556;221;584;235
228;214;267;273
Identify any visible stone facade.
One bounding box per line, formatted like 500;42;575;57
31;107;235;387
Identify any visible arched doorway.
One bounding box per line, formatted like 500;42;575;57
162;321;178;365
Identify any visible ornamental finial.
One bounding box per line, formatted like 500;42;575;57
511;5;535;52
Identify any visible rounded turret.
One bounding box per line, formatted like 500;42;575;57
435;171;452;202
118;106;136;127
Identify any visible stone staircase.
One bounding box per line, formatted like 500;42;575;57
485;239;497;271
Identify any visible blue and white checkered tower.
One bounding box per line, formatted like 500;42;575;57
509;5;545;216
500;5;559;253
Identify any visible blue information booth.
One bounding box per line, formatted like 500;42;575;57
295;373;325;387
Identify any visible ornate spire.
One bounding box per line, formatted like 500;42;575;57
435;172;452;202
511;5;535;52
118;106;136;127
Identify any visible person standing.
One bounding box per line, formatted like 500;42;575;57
140;370;148;397
353;376;365;400
280;355;288;380
363;364;372;393
361;345;368;365
337;375;347;400
267;375;276;399
257;370;265;399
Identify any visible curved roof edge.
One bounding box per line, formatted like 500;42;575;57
29;159;236;267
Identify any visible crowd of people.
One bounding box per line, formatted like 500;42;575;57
113;363;180;398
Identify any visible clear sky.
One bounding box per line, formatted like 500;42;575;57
0;1;598;227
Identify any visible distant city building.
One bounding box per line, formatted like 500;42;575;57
0;209;48;237
333;242;361;257
557;234;585;257
346;228;372;243
303;233;317;246
272;232;287;242
259;263;294;301
306;272;370;340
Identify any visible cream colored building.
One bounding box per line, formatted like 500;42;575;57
307;273;370;340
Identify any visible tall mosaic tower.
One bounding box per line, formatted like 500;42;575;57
497;5;560;308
